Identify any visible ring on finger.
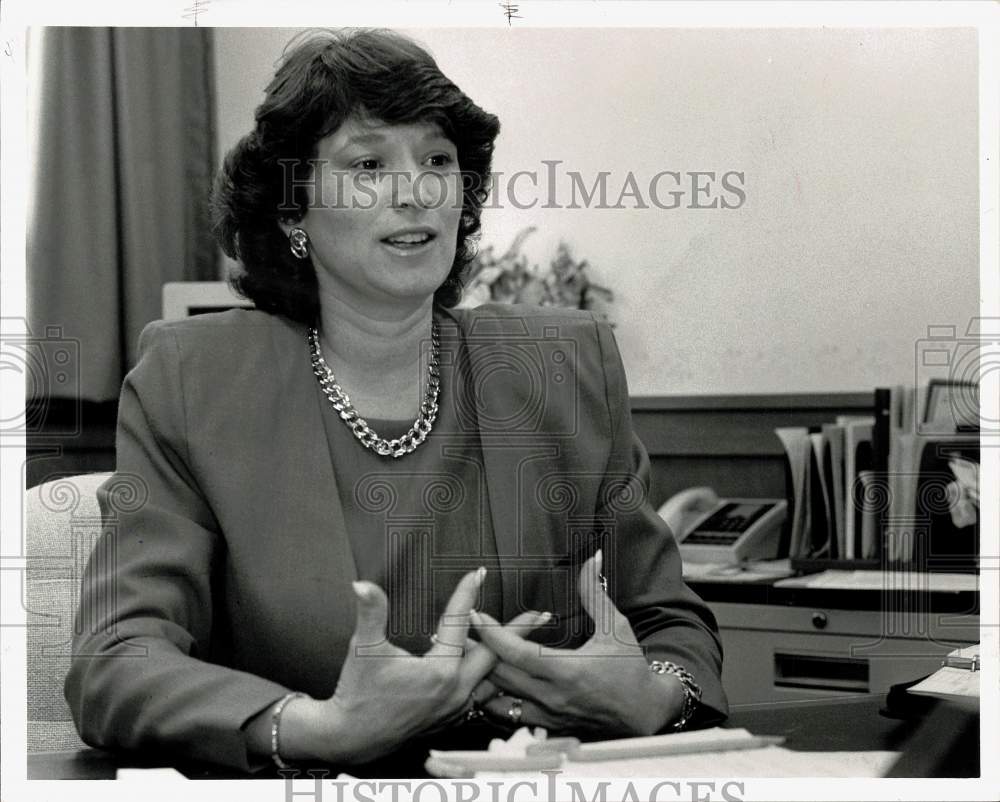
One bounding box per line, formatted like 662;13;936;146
506;697;524;725
464;692;485;723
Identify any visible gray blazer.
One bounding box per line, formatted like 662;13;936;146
65;303;727;772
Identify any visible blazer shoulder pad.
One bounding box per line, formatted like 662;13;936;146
135;309;302;367
140;308;297;345
450;303;599;339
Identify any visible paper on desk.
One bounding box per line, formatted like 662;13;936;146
682;559;794;582
116;767;188;781
573;727;767;760
774;570;977;592
909;666;979;699
477;747;900;778
681;561;730;579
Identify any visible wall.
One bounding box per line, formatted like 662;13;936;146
213;27;979;396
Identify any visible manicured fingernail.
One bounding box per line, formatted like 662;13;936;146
469;609;482;626
537;611;552;623
476;566;487;585
352;581;370;601
595;549;603;569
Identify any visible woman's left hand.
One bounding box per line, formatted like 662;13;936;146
470;551;686;737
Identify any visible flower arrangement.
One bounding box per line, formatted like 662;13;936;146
460;227;614;323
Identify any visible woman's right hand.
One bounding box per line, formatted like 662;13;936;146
275;568;544;765
319;568;489;762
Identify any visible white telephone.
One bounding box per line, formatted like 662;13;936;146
657;487;787;564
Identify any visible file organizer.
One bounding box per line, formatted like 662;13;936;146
776;382;979;573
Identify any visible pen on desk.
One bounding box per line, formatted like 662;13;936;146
425;751;563;771
568;734;786;762
942;655;979;671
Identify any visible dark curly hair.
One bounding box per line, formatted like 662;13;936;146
211;29;501;324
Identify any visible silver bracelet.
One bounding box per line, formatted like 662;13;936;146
649;660;702;731
271;692;307;770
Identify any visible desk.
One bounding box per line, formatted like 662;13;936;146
729;694;914;751
26;695;937;780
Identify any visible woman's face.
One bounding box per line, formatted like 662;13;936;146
296;116;464;312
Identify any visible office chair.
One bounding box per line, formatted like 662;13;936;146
25;472;110;753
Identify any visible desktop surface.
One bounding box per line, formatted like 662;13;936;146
686;576;978;613
28;694;965;780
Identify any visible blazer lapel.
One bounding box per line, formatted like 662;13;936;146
227;316;358;676
449;308;561;623
260;316;357;584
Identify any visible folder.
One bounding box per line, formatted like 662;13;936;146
822;423;847;560
842;419;873;559
808;431;833;558
776;427;811;559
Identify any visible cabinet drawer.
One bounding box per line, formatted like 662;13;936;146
717;626;976;706
711;601;979;643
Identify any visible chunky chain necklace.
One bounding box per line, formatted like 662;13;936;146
308;323;441;458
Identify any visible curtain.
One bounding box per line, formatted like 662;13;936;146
27;27;217;402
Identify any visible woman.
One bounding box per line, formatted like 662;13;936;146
64;29;727;774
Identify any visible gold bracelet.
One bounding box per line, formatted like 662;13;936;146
649;661;702;731
271;692;307;770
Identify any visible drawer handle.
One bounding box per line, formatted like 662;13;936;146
811;612;828;629
774;652;869;693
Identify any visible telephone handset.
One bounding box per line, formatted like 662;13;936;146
657;486;722;540
657;487;787;564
